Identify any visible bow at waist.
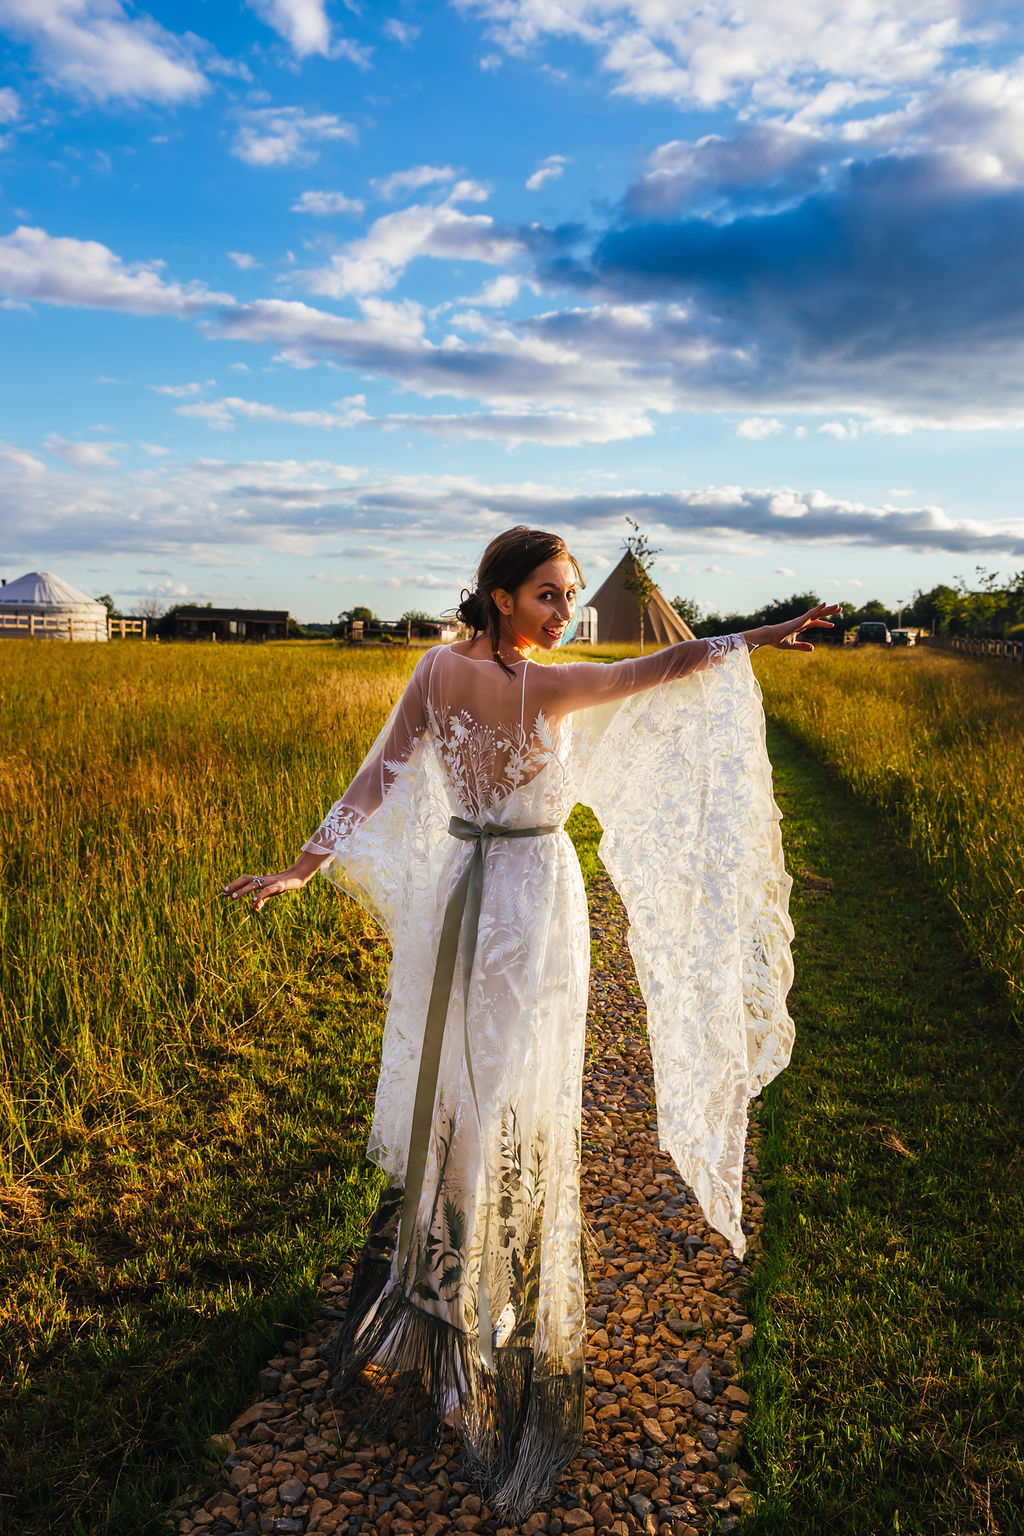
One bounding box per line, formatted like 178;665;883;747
447;813;563;844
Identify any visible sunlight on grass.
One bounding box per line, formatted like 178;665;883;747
754;645;1024;1026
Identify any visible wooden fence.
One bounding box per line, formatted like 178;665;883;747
0;614;148;640
930;635;1024;664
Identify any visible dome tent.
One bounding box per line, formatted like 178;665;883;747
0;571;109;641
587;551;695;646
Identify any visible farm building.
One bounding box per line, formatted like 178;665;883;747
0;571;109;641
588;552;695;645
172;606;289;641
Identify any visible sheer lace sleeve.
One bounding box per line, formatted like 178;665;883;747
538;633;744;713
302;649;434;857
573;639;794;1256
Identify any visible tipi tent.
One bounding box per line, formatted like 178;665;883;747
0;571;109;641
588;551;695;645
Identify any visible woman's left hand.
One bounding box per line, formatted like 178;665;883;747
752;602;842;652
223;869;306;912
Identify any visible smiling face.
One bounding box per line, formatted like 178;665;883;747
493;556;579;654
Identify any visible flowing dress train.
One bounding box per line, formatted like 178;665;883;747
301;637;794;1520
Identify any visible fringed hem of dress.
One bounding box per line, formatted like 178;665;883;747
328;1185;586;1523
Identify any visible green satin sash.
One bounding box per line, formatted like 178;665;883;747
397;813;561;1369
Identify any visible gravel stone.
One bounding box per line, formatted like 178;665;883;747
691;1364;714;1403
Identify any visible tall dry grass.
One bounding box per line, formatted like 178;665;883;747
0;640;419;1178
754;644;1024;1022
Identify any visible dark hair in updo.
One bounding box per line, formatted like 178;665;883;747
457;525;584;677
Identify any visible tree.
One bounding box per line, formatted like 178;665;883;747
670;595;702;630
287;616;307;638
622;516;659;654
155;601;209;639
400;609;433;623
135;596;166;622
339;605;376;624
95;593;122;619
757;592;821;626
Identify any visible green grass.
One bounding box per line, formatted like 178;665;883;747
0;642;410;1535
753;645;1024;1027
742;723;1024;1536
0;867;393;1535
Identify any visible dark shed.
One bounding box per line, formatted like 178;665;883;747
172;606;289;641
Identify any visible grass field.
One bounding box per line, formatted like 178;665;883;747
752;644;1024;1028
0;641;416;1535
743;721;1024;1536
1;638;1022;1535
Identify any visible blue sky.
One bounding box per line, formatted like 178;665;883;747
2;0;1024;622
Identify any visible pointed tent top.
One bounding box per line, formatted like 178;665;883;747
0;571;106;609
588;550;695;645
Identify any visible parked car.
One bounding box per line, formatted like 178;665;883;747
891;629;916;646
855;622;892;646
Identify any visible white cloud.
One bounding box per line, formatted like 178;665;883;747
463;274;521;307
736;416;785;440
776;565;796;578
231;106;356;168
150;381;203;397
43;433;122;469
818;421;856;439
526;154;567;191
628;124;831;217
0;441;47;475
140;442;169;457
0;87;20;122
291;188;364;216
384;406;654;445
0;0;208;104
372;164;458;201
246;0;330;58
5;449;1024;570
227;251;261;270
207;294;675;415
458;0;981;116
384;18;420;46
298;182;522;298
332;36;374;70
176;394;369;431
0;227;231;315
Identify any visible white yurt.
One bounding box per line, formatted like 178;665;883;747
0;571;109;641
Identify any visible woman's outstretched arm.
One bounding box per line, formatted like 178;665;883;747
541;602;841;712
224;648;435;911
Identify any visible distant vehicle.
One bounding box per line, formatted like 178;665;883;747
891;629;916;647
855;622;892;646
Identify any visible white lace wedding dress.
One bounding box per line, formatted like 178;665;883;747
301;636;794;1519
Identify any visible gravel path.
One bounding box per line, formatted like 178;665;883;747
170;873;763;1536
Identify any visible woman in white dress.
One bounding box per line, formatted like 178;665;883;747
225;526;836;1519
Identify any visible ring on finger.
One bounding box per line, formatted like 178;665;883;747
252;876;264;890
